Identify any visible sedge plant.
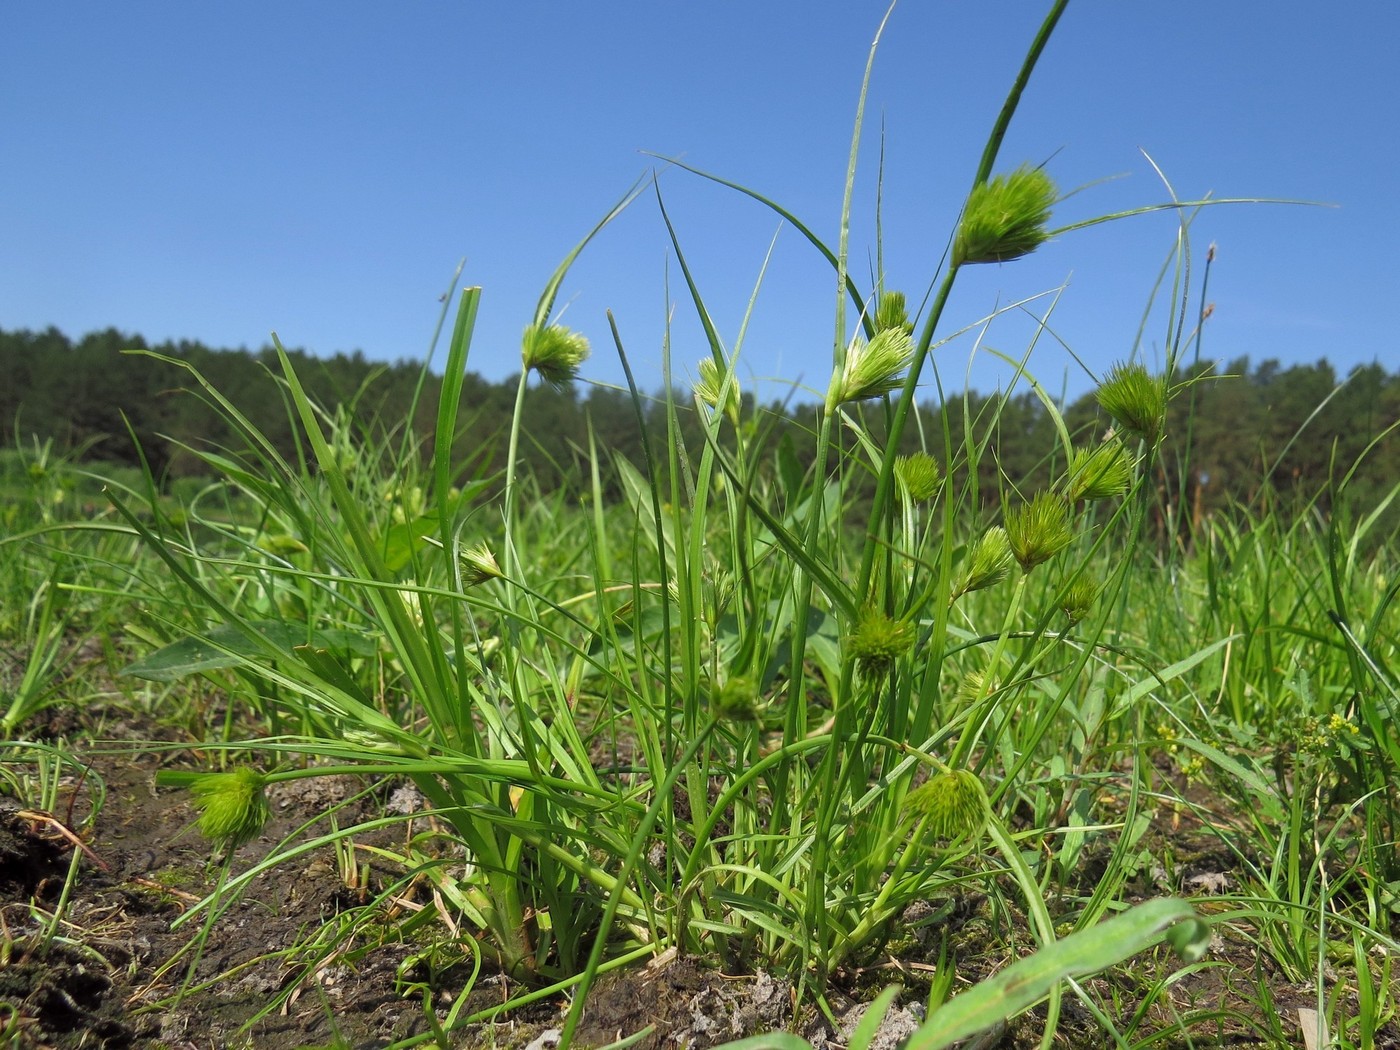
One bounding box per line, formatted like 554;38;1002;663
111;2;1346;1046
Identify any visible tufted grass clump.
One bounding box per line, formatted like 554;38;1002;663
62;4;1390;1048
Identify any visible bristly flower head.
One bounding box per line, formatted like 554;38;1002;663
837;327;914;403
1096;362;1167;445
874;290;913;336
957;665;1000;705
902;768;988;841
849;606;915;683
461;543;504;586
711;675;761;722
1004;491;1074;573
522;322;590;387
1059;574;1100;626
1067;438;1135;503
189;767;269;852
953;525;1015;600
953;164;1057;266
895;452;942;503
694;356;741;426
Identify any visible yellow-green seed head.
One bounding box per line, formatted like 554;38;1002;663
903;768;988;840
522;323;590;387
895;452;942;503
953;165;1057;266
957;666;999;705
461;543;504;586
1004;491;1074;573
1067;438;1135;502
1096;363;1167;445
694;356;741;425
954;525;1015;599
711;675;761;722
190;767;269;851
874;290;913;336
849;606;915;683
837;327;914;403
1059;575;1100;626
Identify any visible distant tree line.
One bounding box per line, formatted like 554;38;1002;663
3;326;1397;531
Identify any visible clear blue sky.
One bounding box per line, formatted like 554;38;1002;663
3;3;1395;404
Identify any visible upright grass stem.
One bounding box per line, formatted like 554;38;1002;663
802;0;1071;984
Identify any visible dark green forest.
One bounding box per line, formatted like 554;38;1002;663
3;326;1397;532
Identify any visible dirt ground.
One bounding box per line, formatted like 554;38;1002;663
3;710;1399;1050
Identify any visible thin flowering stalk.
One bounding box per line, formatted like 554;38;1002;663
854;0;1071;621
804;0;1071;980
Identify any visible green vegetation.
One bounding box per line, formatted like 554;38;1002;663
2;3;1398;1048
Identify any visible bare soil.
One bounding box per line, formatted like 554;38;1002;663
3;709;1398;1050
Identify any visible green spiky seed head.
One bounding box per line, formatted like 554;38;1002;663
849;606;915;683
190;767;269;851
1096;363;1167;445
837;327;914;403
955;525;1015;599
874;290;913;336
1059;575;1100;626
953;164;1057;266
461;543;504;586
695;356;741;425
522;323;590;387
903;768;988;840
895;452;942;503
957;666;999;705
1005;491;1074;573
1067;438;1135;502
711;675;761;722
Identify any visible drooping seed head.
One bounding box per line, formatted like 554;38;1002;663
953;164;1057;266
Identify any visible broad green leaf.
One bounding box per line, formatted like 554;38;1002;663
121;621;375;682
